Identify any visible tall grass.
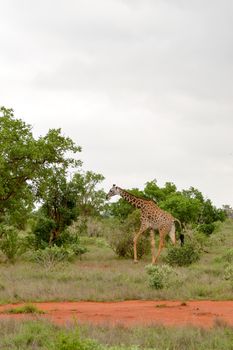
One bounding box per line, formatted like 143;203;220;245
0;220;232;303
0;319;233;350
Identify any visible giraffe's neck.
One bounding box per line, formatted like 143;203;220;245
118;188;146;209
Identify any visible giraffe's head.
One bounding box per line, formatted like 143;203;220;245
106;184;120;200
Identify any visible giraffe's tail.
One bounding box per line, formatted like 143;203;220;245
174;218;184;246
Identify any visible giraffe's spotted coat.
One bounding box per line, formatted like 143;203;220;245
106;185;182;264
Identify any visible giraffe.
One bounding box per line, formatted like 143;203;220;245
106;184;184;264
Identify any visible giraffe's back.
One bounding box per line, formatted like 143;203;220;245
141;201;174;230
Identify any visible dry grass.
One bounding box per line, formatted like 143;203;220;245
0;319;233;350
0;220;232;303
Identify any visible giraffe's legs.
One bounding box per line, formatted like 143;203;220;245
168;223;176;245
133;225;146;263
153;229;166;264
150;229;156;264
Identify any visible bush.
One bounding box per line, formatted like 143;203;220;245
109;228;150;259
222;248;233;263
165;242;200;266
32;216;56;248
198;223;216;235
109;211;151;259
0;225;25;262
49;331;101;350
224;264;233;283
145;264;174;289
29;245;77;269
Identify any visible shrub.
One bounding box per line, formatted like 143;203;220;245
55;229;88;257
222;248;233;263
32;216;56;248
0;225;25;262
86;217;104;237
198;223;216;235
109;228;150;259
224;264;233;283
165;242;200;266
5;304;45;314
67;243;87;257
29;245;77;269
55;228;85;247
145;264;174;289
49;330;101;350
109;211;151;259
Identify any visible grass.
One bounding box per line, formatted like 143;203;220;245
0;220;232;303
4;304;45;314
0;319;233;350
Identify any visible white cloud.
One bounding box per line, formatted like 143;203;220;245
0;0;233;206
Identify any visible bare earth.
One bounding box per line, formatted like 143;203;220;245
0;301;233;328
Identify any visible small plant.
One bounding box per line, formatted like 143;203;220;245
29;245;76;269
198;223;216;235
145;264;174;289
224;264;233;283
4;304;45;314
50;331;100;350
109;229;150;259
165;242;200;266
109;211;150;259
0;225;25;262
222;248;233;263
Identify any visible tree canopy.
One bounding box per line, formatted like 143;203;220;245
0;107;81;226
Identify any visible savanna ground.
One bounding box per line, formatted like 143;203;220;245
0;220;233;349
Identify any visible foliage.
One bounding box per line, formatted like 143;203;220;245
50;330;101;350
72;171;106;216
165;242;200;266
109;229;150;259
86;217;105;237
145;264;174;289
0;321;101;350
144;180;176;203
160;192;202;224
36;169;79;243
1;320;233;350
0;106;81;226
33;169;106;244
28;244;86;269
32;215;56;247
0;219;232;303
108;211;150;259
221;248;233;263
224;264;233;285
0;225;25;262
198;223;216;235
5;304;45;314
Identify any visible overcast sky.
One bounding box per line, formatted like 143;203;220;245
1;0;233;207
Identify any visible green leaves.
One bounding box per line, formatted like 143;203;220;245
0;107;81;225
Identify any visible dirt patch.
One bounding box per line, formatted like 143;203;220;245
0;300;233;328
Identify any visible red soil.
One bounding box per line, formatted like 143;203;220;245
0;300;233;328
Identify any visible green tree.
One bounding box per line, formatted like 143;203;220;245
34;168;79;244
0;107;81;225
33;169;106;245
72;171;106;216
160;192;202;225
144;180;165;203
